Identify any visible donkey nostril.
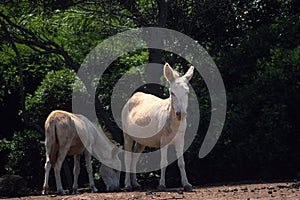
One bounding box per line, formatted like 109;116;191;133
175;112;182;120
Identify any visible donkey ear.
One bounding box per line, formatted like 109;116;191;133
183;66;194;82
164;63;175;82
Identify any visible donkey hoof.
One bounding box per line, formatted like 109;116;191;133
157;185;166;191
124;185;132;191
91;187;98;193
183;184;193;192
71;189;78;195
57;190;67;195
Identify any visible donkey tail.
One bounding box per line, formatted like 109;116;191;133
46;120;59;166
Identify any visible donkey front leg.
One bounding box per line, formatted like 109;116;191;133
72;154;81;194
174;141;192;191
131;143;145;190
84;150;98;192
124;134;134;191
158;145;168;191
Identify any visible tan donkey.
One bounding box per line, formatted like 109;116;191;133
122;63;194;191
42;110;120;195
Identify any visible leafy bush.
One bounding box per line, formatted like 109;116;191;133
1;130;44;188
25;68;77;126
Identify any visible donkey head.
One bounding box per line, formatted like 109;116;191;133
100;164;120;191
164;63;194;121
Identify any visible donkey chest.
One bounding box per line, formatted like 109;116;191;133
160;128;183;145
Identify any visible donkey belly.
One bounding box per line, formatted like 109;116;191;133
67;135;85;155
130;127;175;149
132;134;161;148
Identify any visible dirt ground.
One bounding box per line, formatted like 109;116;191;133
4;181;300;200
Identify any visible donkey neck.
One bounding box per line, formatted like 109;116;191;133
164;96;183;134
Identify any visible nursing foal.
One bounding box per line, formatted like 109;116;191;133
122;63;194;191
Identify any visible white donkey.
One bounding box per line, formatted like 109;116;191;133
42;110;120;195
122;63;194;191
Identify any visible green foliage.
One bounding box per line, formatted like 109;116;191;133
25;68;76;126
192;12;300;182
0;130;44;188
0;0;299;190
97;50;149;116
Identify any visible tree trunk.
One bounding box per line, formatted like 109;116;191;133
144;0;171;98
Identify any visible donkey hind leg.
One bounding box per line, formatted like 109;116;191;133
42;155;51;195
131;143;145;190
174;141;192;191
124;133;134;191
53;149;69;195
84;150;98;192
72;154;80;194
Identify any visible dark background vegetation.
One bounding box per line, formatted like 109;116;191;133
0;0;299;193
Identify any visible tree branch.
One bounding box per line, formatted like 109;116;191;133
0;18;44;135
118;0;150;26
0;12;80;72
0;12;81;134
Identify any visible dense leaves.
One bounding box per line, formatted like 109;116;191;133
25;68;76;126
0;0;299;192
0;130;44;188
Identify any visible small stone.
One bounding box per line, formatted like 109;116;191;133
177;190;184;194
